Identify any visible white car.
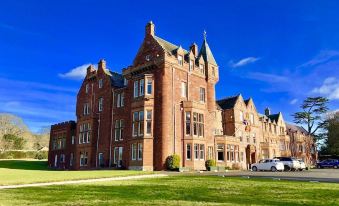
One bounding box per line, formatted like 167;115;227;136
298;159;306;171
251;159;284;172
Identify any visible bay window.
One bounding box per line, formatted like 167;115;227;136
146;110;152;135
185;112;191;135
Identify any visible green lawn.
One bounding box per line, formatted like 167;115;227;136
0;159;151;185
0;175;338;205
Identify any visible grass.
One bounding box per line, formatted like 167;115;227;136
0;175;338;205
0;159;151;186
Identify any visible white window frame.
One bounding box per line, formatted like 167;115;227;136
98;97;103;112
146;78;152;95
133;81;139;98
178;55;183;66
139;79;144;96
137;143;143;160
199;87;205;102
181;82;187;98
131;144;137;160
146;110;152;135
98;79;103;89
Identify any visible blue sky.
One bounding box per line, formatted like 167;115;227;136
0;0;338;132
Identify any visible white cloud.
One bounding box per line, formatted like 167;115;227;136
312;77;339;100
246;72;288;83
298;50;339;68
290;98;298;105
59;64;95;80
229;57;260;68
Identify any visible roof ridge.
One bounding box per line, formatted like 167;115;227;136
216;94;240;102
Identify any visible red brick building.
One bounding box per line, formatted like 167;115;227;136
48;22;317;170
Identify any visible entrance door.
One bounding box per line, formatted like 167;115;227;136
54;154;58;167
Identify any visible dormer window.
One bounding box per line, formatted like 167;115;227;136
178;55;183;66
98;79;103;89
189;60;194;71
199;64;205;74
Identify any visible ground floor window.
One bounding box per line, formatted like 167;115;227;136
217;144;224;161
131;143;137;160
80;151;88;166
226;144;239;162
70;153;74;167
208;146;214;160
194;144;204;160
137;143;143;160
186;144;191;160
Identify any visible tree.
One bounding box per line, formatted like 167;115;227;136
321;111;339;155
292;97;329;140
1;134;25;151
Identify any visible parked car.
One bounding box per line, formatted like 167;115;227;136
251;159;284;172
274;157;300;171
317;159;339;169
297;159;306;171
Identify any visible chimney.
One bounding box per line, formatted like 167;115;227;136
87;65;95;75
190;43;198;57
98;59;106;70
265;107;271;116
145;21;155;37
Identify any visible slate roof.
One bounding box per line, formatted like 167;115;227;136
154;36;188;54
286;123;309;135
216;95;240;110
198;39;218;65
244;99;250;105
268;113;280;123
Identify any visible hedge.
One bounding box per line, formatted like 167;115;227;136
0;150;48;159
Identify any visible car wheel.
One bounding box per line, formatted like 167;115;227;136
334;166;338;169
317;165;322;169
284;165;291;171
252;166;257;172
271;166;277;172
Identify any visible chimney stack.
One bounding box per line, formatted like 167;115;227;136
265;107;271;116
190;43;198;57
98;59;106;70
145;21;155;37
87;65;95;75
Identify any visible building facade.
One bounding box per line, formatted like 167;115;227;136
48;22;317;171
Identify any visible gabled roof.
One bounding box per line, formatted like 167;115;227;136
154;36;188;55
216;94;240;110
107;70;124;88
286;123;309;135
198;38;217;66
268;113;280;123
244;99;250;105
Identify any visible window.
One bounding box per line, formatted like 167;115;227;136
139;111;144;136
146;78;152;95
124;78;128;86
186;144;191;160
115;120;124;141
85;84;89;93
146;110;152;135
60;154;65;163
200;145;205;160
252;133;256;143
208;146;214;159
139;79;144;96
70;153;74;166
80;152;88;166
198;114;204;137
250;114;254;124
181;82;187;98
137;143;143;160
199;64;205;74
193;113;198;136
185;112;191;135
217;144;224;161
79;123;91;144
178;55;183;66
132;112;138;137
98;79;103;88
98;97;103;112
226;145;235;162
131;144;137;160
227;145;230;161
71;136;75;144
117;93;124;108
133;81;139;98
239;111;244;122
199;87;205;102
83;103;90;115
194;144;199;160
189;60;194;71
240;152;244;162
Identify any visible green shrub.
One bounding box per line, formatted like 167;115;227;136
166;154;180;170
34;152;47;160
0;150;48;159
205;159;216;168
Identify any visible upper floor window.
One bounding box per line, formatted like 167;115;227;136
199;64;205;74
85;84;89;94
181;82;187;98
185;112;191;135
117;93;124;108
178;55;183;66
133;81;139;98
199;87;205;102
123;78;128;86
189;60;194;71
140;79;144;96
146;110;152;135
115;119;124;141
146;78;152;95
193;112;204;137
83;103;90;115
98;98;103;112
79;123;91;144
132;111;144;137
98;79;103;89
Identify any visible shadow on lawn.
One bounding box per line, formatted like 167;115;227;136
0;160;49;170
